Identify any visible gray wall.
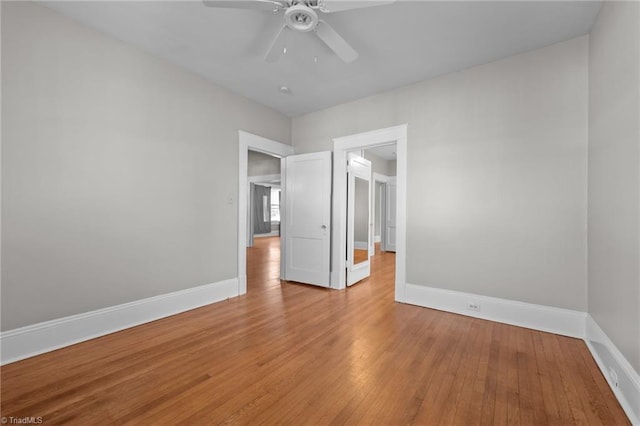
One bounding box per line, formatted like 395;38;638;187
1;2;291;330
388;160;397;177
293;36;589;311
248;151;280;177
363;151;391;176
588;1;640;373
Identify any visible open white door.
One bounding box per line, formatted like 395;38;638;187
347;153;372;286
384;178;397;252
283;151;332;287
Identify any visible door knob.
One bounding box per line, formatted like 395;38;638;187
321;225;327;230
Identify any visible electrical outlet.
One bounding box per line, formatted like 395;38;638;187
466;302;481;312
608;367;619;388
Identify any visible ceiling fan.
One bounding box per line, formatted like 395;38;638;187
202;0;395;63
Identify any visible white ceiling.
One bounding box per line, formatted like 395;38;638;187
42;1;602;117
366;144;396;161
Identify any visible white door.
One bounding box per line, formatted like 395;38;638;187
384;178;397;252
283;151;332;287
347;153;372;286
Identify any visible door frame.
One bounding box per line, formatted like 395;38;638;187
332;124;408;302
238;131;294;296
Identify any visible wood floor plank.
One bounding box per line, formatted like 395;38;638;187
530;331;563;424
506;325;523;425
465;319;494;425
491;324;510;426
478;323;500;426
0;237;630;425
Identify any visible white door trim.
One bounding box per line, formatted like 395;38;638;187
238;131;294;295
332;124;408;301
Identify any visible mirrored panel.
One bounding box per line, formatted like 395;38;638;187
353;176;369;265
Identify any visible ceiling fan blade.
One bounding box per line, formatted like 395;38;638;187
264;25;289;62
318;0;395;13
315;20;358;63
202;0;285;12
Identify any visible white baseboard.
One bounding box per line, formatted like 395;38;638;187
404;283;586;338
585;315;640;425
354;241;368;249
374;235;381;243
0;278;239;365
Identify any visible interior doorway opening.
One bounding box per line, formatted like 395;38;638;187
362;143;398;256
238;131;294;296
247;150;282;247
332;124;407;301
345;143;398;288
246;150;283;293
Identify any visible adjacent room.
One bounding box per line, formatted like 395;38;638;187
1;0;639;424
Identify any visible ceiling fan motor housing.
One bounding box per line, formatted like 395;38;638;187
284;4;318;32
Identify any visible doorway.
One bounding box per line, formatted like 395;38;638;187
332;124;408;301
363;143;398;255
344;144;397;287
238;131;293;295
247;151;282;247
246;151;283;293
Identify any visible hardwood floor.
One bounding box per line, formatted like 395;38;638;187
1;236;629;425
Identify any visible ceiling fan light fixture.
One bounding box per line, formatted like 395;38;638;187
203;0;368;63
284;4;318;32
